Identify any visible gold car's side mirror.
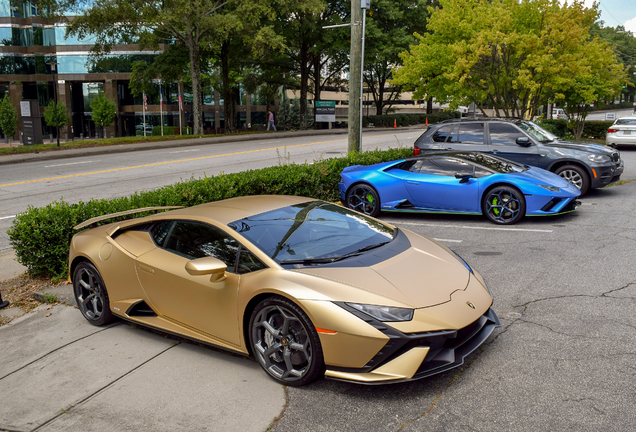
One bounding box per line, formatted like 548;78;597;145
185;257;227;282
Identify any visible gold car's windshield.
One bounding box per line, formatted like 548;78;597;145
228;201;395;265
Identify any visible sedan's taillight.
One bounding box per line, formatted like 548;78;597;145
413;146;421;155
607;128;618;133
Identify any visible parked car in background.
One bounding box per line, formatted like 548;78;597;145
340;152;581;225
413;118;623;195
606;115;636;147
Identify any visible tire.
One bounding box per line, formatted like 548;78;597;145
345;184;381;217
554;164;590;195
73;261;114;326
482;186;526;225
249;296;325;387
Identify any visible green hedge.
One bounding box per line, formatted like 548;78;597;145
363;111;461;128
538;119;613;139
151;126;192;136
8;147;413;278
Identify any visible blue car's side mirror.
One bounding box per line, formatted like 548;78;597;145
455;174;474;184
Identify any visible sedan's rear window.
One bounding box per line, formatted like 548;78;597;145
228;202;395;264
615;119;636;126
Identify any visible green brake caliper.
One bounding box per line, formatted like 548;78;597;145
366;193;374;203
491;197;500;215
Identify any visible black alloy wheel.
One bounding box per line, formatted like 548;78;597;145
554;164;590;195
73;261;114;326
249;296;325;386
346;184;381;217
483;186;526;224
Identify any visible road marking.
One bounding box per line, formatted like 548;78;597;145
433;238;463;243
396;221;553;233
45;160;100;168
262;141;282;144
0;215;16;220
0;132;415;189
169;149;200;154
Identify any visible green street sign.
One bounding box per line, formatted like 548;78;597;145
315;101;336;108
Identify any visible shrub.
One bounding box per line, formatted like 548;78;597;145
537;119;614;139
8;147;413;278
363;111;461;127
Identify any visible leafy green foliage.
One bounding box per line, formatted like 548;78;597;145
537;119;614;139
89;93;117;129
8;147;413;277
393;0;626;119
43;100;71;129
0;94;17;138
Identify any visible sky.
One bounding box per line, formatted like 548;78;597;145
584;0;636;33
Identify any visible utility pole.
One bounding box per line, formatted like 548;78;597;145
348;1;363;153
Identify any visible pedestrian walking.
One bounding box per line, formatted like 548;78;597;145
267;110;276;131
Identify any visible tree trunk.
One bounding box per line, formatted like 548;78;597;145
427;97;433;114
312;55;321;129
186;36;203;135
299;41;310;130
221;41;235;133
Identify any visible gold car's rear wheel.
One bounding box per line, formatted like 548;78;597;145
249;296;325;386
73;261;114;326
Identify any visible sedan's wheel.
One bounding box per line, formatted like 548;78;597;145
483;186;526;224
73;261;114;326
345;184;381;217
249;296;325;386
554;164;590;195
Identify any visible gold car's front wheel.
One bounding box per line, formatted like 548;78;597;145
73;261;114;326
249;296;325;386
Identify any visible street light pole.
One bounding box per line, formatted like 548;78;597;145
47;60;60;147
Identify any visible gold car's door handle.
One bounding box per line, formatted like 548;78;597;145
138;264;155;275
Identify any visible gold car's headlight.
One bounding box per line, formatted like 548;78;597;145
346;303;414;322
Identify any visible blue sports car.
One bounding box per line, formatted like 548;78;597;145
339;152;581;224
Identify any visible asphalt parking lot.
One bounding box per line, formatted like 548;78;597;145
271;179;636;431
2;148;635;432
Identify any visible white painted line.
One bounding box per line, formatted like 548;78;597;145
433;238;463;243
45;160;99;168
0;215;16;220
396;222;553;233
262;141;282;144
169;149;200;154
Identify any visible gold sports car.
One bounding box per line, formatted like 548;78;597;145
69;195;500;386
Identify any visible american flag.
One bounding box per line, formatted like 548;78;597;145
159;86;163;110
178;87;183;112
143;92;147;110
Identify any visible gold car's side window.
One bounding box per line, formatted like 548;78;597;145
161;221;240;270
237;248;267;274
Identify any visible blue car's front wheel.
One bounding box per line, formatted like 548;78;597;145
483;186;525;224
346;184;381;217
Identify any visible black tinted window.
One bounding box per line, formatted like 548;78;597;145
457;123;484;144
489;123;525;146
238;248;267;274
432;125;455;142
152;221;174;246
163;221;239;269
415;158;474;176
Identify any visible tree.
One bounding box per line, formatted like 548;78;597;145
0;94;17;141
593;24;636;103
392;0;626;119
43;100;71;133
61;0;246;135
90;93;117;138
363;0;431;115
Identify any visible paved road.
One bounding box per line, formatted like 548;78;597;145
585;108;633;121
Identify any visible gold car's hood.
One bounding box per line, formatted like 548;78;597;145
294;232;470;309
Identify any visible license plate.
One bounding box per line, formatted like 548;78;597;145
624;131;632;135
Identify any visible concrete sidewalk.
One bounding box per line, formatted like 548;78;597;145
0;303;286;431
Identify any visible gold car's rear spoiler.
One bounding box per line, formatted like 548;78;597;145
73;206;184;230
